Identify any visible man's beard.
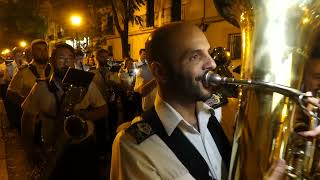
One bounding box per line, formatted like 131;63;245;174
34;57;48;65
165;67;212;102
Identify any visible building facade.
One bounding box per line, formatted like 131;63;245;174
98;0;240;61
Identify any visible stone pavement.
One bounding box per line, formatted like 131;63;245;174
0;100;32;180
0;99;112;180
0;99;9;180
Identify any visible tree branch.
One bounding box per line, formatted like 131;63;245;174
111;0;124;36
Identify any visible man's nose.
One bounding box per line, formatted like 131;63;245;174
203;55;216;71
41;50;48;56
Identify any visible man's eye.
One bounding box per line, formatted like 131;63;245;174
190;54;199;60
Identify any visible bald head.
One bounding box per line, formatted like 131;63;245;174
146;23;207;65
145;22;215;103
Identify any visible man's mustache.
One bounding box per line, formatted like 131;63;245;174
195;73;205;82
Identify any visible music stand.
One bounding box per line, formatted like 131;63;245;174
62;68;95;87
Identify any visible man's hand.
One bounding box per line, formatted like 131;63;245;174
265;160;286;180
298;126;320;138
299;92;320;138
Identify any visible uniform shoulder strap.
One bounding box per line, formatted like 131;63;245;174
140;107;213;180
28;63;52;81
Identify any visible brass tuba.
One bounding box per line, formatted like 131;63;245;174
212;0;320;179
62;84;89;141
61;68;95;142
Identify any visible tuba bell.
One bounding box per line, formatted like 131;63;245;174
61;68;95;142
62;85;89;141
212;0;320;179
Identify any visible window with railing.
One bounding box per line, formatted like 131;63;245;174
108;46;113;55
228;33;241;60
171;0;181;22
146;0;154;27
106;12;114;35
139;1;186;28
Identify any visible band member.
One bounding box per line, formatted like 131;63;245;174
91;48;122;143
6;39;52;131
118;56;142;123
119;56;136;90
74;49;85;70
7;47;28;78
21;43;107;179
134;48;157;111
110;22;302;180
290;42;320;175
24;46;33;63
111;22;229;180
0;56;10;99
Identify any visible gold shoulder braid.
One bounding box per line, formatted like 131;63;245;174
127;121;155;144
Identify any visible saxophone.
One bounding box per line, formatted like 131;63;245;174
212;0;320;179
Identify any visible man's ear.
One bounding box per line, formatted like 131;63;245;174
150;61;168;83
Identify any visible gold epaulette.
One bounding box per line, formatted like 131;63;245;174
126;121;155;144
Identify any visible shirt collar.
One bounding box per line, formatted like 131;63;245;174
154;93;214;136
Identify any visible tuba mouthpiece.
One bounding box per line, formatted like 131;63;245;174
203;71;224;87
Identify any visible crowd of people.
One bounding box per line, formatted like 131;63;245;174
0;38;155;179
0;22;320;180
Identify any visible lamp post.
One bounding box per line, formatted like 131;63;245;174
70;15;82;48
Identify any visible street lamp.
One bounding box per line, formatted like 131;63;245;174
1;49;10;55
20;41;27;48
1;49;10;60
71;15;82;26
70;15;82;48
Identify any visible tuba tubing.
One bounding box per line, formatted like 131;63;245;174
203;71;320;178
204;71;305;100
203;71;319;121
212;0;320;179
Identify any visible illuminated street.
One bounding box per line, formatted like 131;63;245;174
2;0;318;179
0;100;32;180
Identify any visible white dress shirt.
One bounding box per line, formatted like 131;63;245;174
110;93;225;180
156;95;223;179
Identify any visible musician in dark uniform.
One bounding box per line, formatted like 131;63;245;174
21;43;107;179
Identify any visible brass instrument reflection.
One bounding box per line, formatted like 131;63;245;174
210;0;320;177
204;71;320;178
